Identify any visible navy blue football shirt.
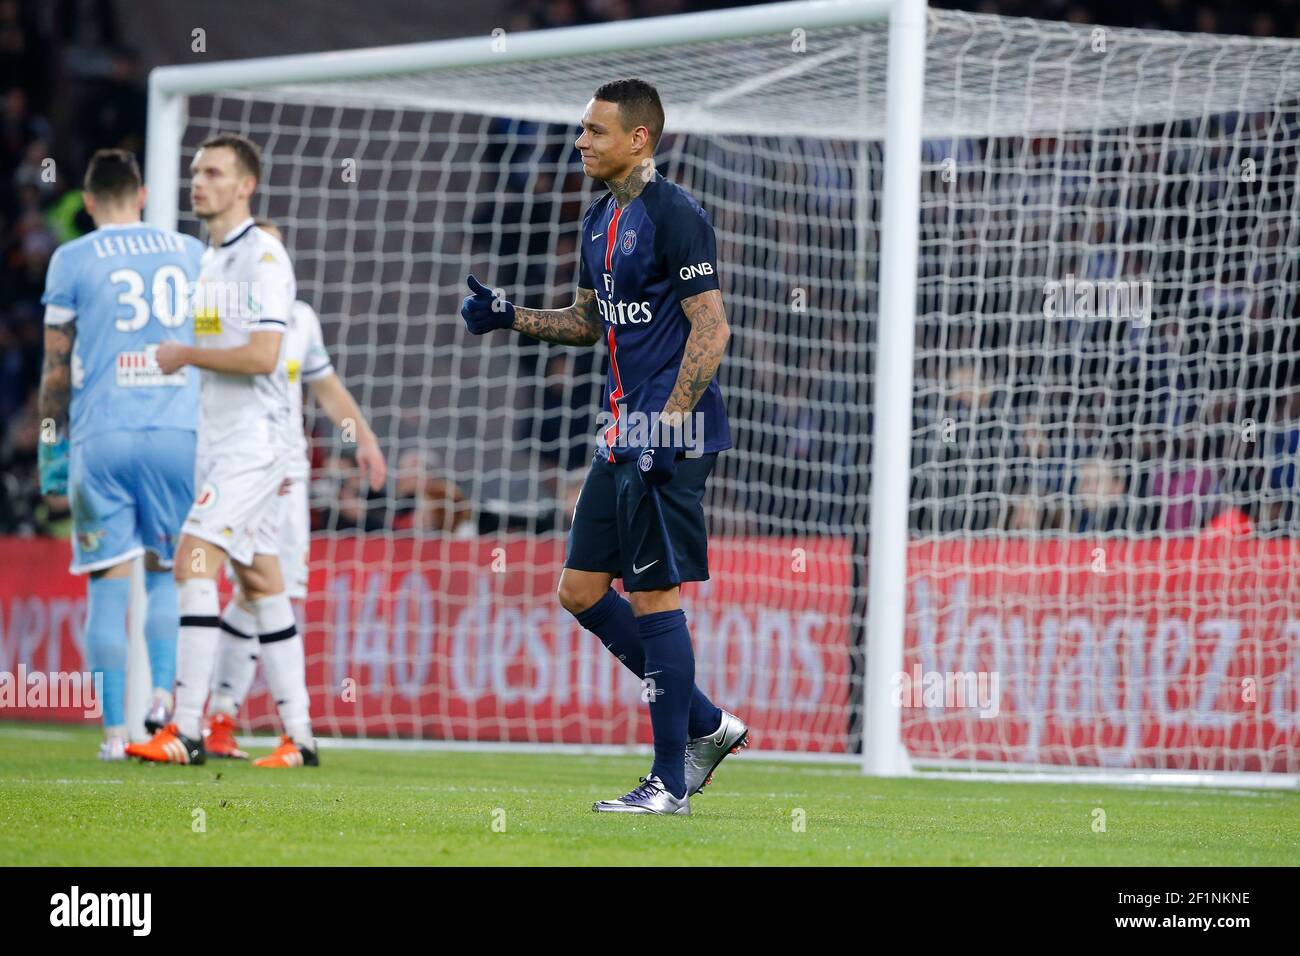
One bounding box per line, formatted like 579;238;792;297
577;173;731;462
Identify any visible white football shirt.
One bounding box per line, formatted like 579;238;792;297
192;217;295;451
281;299;334;479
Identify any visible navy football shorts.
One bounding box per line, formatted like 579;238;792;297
564;451;717;592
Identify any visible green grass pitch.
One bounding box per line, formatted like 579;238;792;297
1;723;1295;866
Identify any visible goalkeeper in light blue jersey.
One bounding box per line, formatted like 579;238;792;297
38;148;205;761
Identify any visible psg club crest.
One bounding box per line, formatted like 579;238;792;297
621;229;637;255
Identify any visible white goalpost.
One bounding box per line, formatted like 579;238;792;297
140;0;1300;788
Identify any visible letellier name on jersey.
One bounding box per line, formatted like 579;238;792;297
90;231;191;259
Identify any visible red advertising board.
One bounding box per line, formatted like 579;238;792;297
5;534;1297;772
0;535;853;753
904;538;1300;772
0;538;88;723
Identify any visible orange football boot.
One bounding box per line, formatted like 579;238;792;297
204;713;249;759
252;735;319;768
125;723;205;765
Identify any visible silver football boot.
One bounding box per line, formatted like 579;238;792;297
97;736;127;761
143;697;172;736
685;710;749;795
592;774;691;815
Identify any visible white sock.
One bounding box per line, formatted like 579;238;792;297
209;599;260;717
174;578;220;740
151;689;173;712
253;591;313;747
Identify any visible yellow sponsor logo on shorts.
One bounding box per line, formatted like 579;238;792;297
286;359;301;383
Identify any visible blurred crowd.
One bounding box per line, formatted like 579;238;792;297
0;0;144;534
2;0;1299;541
507;0;1300;37
905;108;1300;537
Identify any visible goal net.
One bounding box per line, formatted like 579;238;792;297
149;1;1300;781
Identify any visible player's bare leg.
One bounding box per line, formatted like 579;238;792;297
557;568;615;617
627;585;679;616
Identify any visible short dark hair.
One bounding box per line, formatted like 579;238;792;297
592;78;664;152
84;148;142;199
198;132;262;182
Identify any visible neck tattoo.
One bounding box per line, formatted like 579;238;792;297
608;164;653;208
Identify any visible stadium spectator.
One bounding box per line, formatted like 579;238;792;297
913;358;1014;533
0;1;142;533
1147;430;1224;533
0;392;63;535
1202;504;1254;538
316;450;386;532
390;447;475;534
529;350;596;474
1259;389;1300;533
402;476;476;535
1070;457;1130;534
390;448;431;522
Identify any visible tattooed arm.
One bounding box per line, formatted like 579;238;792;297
510;286;603;347
661;289;730;419
39;322;75;439
37;322;75;497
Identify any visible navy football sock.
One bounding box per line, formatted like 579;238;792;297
637;608;695;800
573;589;721;739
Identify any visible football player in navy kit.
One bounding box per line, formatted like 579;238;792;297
461;78;748;814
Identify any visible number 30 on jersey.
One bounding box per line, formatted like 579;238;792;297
109;265;191;332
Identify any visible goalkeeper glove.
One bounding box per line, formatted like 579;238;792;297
460;274;515;334
39;436;69;496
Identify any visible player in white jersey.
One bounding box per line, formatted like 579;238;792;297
126;133;316;768
204;218;386;759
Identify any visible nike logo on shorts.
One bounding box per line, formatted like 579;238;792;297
632;559;659;574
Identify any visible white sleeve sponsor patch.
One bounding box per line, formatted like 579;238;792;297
117;347;188;387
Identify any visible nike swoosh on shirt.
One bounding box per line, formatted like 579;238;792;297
591;232;603;241
632;560;659;574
